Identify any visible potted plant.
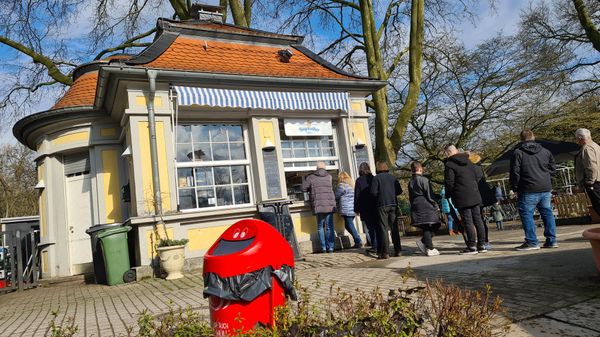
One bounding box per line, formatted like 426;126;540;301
583;227;600;274
156;238;189;280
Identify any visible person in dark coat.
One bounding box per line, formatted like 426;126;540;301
302;162;336;253
443;144;486;255
370;161;403;259
469;152;496;250
409;162;441;256
354;162;378;252
510;129;557;250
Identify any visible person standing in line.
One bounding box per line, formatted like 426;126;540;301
443;144;487;255
370;161;403;259
574;128;600;217
491;202;505;231
469;152;496;251
495;182;504;201
510;129;558;250
354;162;378;253
302;162;337;253
409;162;441;257
336;171;363;249
439;186;455;235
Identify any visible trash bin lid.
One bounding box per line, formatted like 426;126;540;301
96;225;132;239
85;223;122;235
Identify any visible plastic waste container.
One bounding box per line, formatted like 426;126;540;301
86;223;122;284
203;219;296;336
97;226;132;286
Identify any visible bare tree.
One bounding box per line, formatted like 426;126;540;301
0;144;38;217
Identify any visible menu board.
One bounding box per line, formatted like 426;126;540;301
263;149;282;199
354;146;370;169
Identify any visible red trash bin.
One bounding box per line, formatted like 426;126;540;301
203;219;296;336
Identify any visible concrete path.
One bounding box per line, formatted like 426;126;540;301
0;224;599;336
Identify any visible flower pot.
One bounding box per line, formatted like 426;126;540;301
582;227;600;273
157;245;185;280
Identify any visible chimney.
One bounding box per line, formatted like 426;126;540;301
190;3;225;23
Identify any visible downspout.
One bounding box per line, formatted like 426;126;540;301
146;69;163;217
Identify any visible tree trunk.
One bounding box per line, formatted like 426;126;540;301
390;0;424;152
572;0;600;53
229;0;250;27
169;0;191;20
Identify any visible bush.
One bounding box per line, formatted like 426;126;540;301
46;279;509;337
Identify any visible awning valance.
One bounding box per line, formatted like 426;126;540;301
173;86;349;111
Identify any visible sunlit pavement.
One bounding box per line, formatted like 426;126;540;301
0;224;598;336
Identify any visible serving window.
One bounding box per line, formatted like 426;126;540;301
279;120;339;201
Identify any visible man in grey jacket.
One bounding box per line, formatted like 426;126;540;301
575;128;600;216
302;162;336;253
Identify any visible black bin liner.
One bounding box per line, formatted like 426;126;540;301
203;265;297;301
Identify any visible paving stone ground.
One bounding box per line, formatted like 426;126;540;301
1;224;599;336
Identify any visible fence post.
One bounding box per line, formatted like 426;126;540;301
15;230;24;291
30;231;38;287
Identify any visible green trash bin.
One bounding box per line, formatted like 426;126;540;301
97;226;132;285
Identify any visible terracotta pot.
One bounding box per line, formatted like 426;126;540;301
157;245;185;280
582;228;600;273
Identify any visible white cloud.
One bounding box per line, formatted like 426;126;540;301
459;0;526;49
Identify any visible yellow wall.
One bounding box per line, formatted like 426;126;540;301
351;122;367;145
135;96;163;107
38;162;47;237
257;120;275;148
138;121;171;213
51;131;89;146
146;227;174;258
100;128;117;137
187;226;229;251
100;150;122;222
292;213;345;237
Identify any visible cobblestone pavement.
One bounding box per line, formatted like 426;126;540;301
0;224;599;336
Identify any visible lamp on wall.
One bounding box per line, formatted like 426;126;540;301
355;138;366;148
262;138;276;151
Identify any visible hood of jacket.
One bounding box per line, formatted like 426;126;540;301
314;168;329;177
447;152;470;166
518;141;543;154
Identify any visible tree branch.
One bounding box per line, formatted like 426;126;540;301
94;27;157;60
572;0;600;53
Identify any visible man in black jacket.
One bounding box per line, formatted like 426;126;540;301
510;130;557;250
443;144;486;255
370;161;403;259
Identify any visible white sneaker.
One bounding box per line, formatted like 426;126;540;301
416;239;427;254
427;248;440;256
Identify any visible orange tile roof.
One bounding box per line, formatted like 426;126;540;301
52;71;98;110
144;37;355;80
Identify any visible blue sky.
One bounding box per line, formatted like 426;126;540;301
1;0;526;145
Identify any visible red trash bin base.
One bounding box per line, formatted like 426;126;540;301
0;280;5;289
209;276;286;336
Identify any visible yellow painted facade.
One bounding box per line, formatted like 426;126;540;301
100;128;117;137
100;150;122;222
146;227;174;258
187;226;229;251
350;102;362;112
41;251;49;273
135;96;163;107
138;121;171;213
51;131;90;146
351;122;367;145
257;120;275;148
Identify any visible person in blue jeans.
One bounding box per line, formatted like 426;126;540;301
302;162;337;253
510;129;558;250
336;171;362;248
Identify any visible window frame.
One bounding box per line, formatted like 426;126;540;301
175;122;254;212
279;121;340;172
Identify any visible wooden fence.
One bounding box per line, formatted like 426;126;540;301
554;193;591;219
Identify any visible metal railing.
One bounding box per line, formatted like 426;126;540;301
0;229;43;293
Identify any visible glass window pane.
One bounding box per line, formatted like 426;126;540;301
176;125;191;143
197;187;215;208
308;149;320;157
177;168;194;188
214;166;231;185
323;147;335;156
192;143;212;161
179;188;196;210
294;148;307;157
230;143;246;160
307;139;319;148
210;125;228;142
176;144;192;162
194;167;213;186
227;125;243;141
216;186;233;206
281;141;291;149
231;166;248;184
192;125;210;142
320;139;329;148
281;149;292;158
233;185;250;204
212;143;229;160
292;140;305;149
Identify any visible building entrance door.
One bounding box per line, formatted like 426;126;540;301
66;173;94;275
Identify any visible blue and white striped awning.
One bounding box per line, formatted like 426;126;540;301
173;86;349;111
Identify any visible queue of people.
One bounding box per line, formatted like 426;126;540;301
301;128;600;258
